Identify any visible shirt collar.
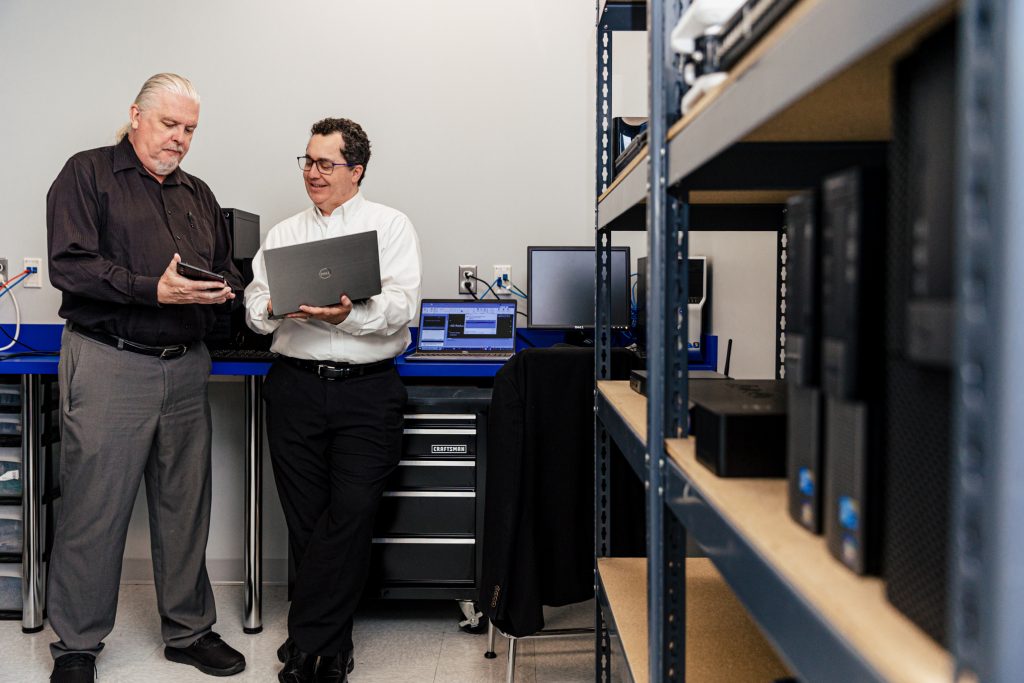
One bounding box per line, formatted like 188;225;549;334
318;191;365;223
111;135;196;192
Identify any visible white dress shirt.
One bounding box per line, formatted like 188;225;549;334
244;192;422;363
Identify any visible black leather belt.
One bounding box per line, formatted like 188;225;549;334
69;323;190;360
279;355;394;380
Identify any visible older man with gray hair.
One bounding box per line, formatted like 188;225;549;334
45;73;246;681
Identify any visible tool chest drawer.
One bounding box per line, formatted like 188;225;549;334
370;538;476;584
402;413;478;457
375;492;475;536
388;459;476;489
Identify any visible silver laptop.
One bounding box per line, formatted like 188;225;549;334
405;299;517;362
264;231;381;319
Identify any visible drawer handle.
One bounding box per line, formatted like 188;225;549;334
403;428;476;435
372;538;476;544
404;413;476;420
397;460;474;467
383;491;475;498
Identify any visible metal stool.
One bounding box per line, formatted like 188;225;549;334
484;619;593;683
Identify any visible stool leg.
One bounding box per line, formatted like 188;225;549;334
485;620;497;658
506;636;518;683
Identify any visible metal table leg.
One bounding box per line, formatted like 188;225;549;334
243;375;263;634
21;375;43;633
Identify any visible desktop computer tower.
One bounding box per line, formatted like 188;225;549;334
207;209;271;351
883;23;957;645
784;191;825;533
636;256;647;347
821;166;887;575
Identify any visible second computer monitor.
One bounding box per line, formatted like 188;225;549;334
527;246;631;329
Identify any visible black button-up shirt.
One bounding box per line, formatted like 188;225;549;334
47;136;242;346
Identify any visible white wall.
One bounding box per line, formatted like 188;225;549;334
0;0;598;582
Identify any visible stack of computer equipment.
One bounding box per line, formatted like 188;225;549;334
784;191;825;533
882;22;957;646
820;165;888;576
777;20;958;646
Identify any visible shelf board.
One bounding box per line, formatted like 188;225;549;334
598;557;649;683
663;438;953;683
596;381;646;480
687;190;796;205
598;557;792;683
667;0;956;187
597;148;649;231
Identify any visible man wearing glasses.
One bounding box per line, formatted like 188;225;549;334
244;118;421;683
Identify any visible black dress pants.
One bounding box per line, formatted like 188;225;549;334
265;359;406;656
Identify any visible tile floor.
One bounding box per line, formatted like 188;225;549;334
0;585;596;682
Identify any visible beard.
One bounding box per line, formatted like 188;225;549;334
151;146;185;176
152;158;180;175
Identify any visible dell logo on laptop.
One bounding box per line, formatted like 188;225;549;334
319;267;332;280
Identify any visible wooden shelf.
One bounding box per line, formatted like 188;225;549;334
687;190;796;205
596;381;647;480
597;149;649;230
664;438;953;682
666;0;956;187
598;556;792;683
598;557;650;683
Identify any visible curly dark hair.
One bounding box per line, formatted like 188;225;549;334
310;117;372;185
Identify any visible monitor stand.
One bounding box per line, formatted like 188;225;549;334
561;330;595;347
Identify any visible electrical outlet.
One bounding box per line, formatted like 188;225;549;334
493;265;511;295
0;259;7;282
24;258;42;288
458;264;477;295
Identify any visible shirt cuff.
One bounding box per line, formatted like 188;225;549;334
133;275;161;307
336;304;366;333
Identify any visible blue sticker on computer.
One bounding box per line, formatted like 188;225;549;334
839;496;860;531
798;467;815;496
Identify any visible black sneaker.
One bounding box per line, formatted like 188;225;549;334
50;653;96;682
165;631;246;676
278;649;318;683
316;650;354;682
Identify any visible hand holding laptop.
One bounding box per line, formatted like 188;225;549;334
269;295;353;324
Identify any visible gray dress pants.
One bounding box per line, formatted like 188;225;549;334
48;327;217;658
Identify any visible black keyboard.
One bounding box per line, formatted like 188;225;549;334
209;349;278;361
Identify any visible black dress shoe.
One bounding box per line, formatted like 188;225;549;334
165;631;246;676
277;639;355;675
278;650;319;683
50;653;96;682
316;650;355;682
277;637;296;663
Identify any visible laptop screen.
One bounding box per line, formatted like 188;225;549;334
416;300;517;352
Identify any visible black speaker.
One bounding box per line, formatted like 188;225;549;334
821;166;887;575
785;191;825;533
883;22;957;645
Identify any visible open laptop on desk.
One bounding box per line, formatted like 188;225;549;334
405;299;517;362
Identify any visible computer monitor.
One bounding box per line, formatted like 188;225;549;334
526;246;630;329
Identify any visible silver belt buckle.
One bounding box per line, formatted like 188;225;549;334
161;345;187;359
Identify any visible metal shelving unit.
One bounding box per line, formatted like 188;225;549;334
593;0;1022;681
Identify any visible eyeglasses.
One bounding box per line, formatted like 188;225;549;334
296;155;358;175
